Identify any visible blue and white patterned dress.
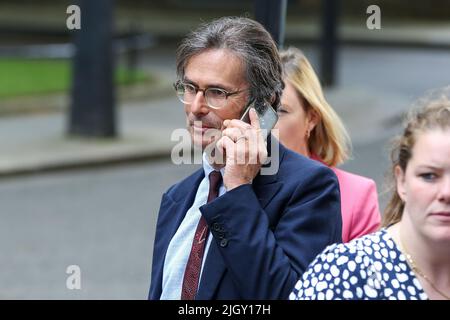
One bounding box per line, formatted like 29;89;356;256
289;228;428;300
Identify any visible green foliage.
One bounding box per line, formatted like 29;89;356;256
0;58;149;99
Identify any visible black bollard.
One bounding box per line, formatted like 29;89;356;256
320;0;340;87
69;0;117;138
254;0;287;49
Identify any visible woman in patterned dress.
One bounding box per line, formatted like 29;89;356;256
289;88;450;300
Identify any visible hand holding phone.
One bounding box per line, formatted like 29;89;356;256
239;100;278;139
215;100;278;190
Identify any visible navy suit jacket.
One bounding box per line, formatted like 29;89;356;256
149;140;342;300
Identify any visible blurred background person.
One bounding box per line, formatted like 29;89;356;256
289;88;450;299
275;47;380;242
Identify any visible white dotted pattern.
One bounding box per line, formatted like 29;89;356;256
290;229;428;300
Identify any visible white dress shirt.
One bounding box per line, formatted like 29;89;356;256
160;153;225;300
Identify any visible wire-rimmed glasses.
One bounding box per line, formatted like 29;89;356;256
174;81;248;109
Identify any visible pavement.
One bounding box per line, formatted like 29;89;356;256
0;96;183;177
1;13;450;178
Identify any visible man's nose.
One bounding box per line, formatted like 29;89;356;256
190;91;209;116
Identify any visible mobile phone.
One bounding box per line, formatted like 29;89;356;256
240;100;278;139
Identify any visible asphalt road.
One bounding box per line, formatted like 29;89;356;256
0;157;197;299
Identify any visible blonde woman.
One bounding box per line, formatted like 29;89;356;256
290;89;450;299
274;47;380;242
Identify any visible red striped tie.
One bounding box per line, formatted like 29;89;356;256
181;170;222;300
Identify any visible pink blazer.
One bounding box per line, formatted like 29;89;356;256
310;154;381;242
331;167;381;242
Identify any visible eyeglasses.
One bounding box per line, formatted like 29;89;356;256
174;81;248;109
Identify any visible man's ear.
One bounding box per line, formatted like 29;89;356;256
395;165;406;202
269;94;277;108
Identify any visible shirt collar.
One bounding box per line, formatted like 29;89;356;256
202;152;224;178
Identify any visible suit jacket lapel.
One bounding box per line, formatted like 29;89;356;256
151;168;204;299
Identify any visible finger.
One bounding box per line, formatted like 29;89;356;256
225;118;252;131
256;127;268;163
221;135;237;162
249;108;261;130
214;137;226;165
224;134;249;165
235;135;249;145
258;143;268;164
246;125;266;165
235;136;248;165
245;131;258;165
222;127;244;142
215;136;225;155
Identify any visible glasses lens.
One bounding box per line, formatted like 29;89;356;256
174;82;232;109
174;83;185;103
205;88;227;109
175;83;196;104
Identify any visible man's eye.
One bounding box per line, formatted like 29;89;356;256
208;89;227;98
184;85;197;94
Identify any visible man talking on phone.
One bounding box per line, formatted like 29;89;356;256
149;17;342;300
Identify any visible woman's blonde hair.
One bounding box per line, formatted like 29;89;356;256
280;47;351;166
382;88;450;227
